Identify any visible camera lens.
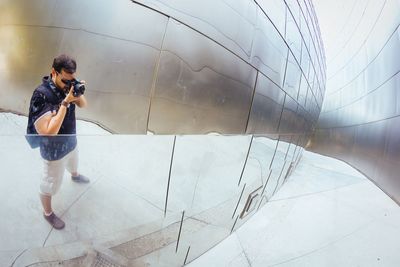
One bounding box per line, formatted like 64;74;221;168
73;83;85;97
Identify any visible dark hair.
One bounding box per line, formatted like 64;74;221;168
52;54;77;74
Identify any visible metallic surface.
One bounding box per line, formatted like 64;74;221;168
0;0;324;135
147;19;257;134
246;73;285;134
0;0;326;265
311;0;400;204
0;0;168;133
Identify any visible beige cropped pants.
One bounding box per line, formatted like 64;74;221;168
39;148;78;196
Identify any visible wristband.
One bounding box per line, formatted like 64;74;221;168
61;100;70;108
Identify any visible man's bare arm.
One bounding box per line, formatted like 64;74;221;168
35;106;68;135
35;88;76;135
74;95;87;108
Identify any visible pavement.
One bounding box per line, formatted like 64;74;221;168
189;149;400;267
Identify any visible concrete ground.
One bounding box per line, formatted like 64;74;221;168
188;150;400;267
1;112;400;266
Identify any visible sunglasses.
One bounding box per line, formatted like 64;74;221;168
56;71;75;85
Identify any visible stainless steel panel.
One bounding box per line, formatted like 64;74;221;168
310;76;320;105
360;3;394;75
58;30;162;133
0;0;56;26
283;52;301;99
335;30;399;108
376;156;400;202
285;5;302;63
0;0;321;136
0;26;63;112
0;0;166;49
285;0;301;24
298;2;324;85
352;122;388;175
299;30;311;81
383;116;400;163
364;0;400;61
312;0;400;203
365;32;400;94
396;75;400;115
286;137;298;163
148;19;257;134
251;8;288;86
296;106;308;133
263;137;287;199
0;0;169;133
362;80;397;123
304;86;314;116
53;0;167;48
167;135;251;216
326;0;384;77
251;135;280;170
297;74;308;107
246;73;285;134
256;0;287;35
325;72;398;128
279;95;299;135
134;0;257;62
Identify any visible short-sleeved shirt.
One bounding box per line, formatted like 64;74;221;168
27;76;77;161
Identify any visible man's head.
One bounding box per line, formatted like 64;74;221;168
51;54;77;91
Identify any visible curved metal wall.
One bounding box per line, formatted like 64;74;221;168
0;0;325;137
310;0;400;204
0;0;326;265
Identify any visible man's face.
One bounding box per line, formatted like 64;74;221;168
52;68;75;91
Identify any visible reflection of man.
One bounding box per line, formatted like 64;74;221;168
27;54;89;230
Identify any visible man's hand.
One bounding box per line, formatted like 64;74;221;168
64;86;79;103
66;81;88;108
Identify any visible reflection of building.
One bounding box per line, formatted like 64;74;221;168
0;112;305;266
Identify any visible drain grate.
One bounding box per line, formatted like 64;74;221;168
91;254;123;267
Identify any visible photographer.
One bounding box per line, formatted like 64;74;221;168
27;54;89;230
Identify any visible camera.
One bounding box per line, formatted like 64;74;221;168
65;79;85;97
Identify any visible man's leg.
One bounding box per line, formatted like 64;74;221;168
67;147;89;183
40;194;52;215
40;157;66;229
67;147;79;177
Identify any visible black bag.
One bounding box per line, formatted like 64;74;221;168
26;86;57;149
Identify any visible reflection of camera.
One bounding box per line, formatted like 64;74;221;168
66;79;85;97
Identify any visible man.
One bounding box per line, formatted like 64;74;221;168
27;54;89;230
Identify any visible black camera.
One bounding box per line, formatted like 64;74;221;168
65;79;85;97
